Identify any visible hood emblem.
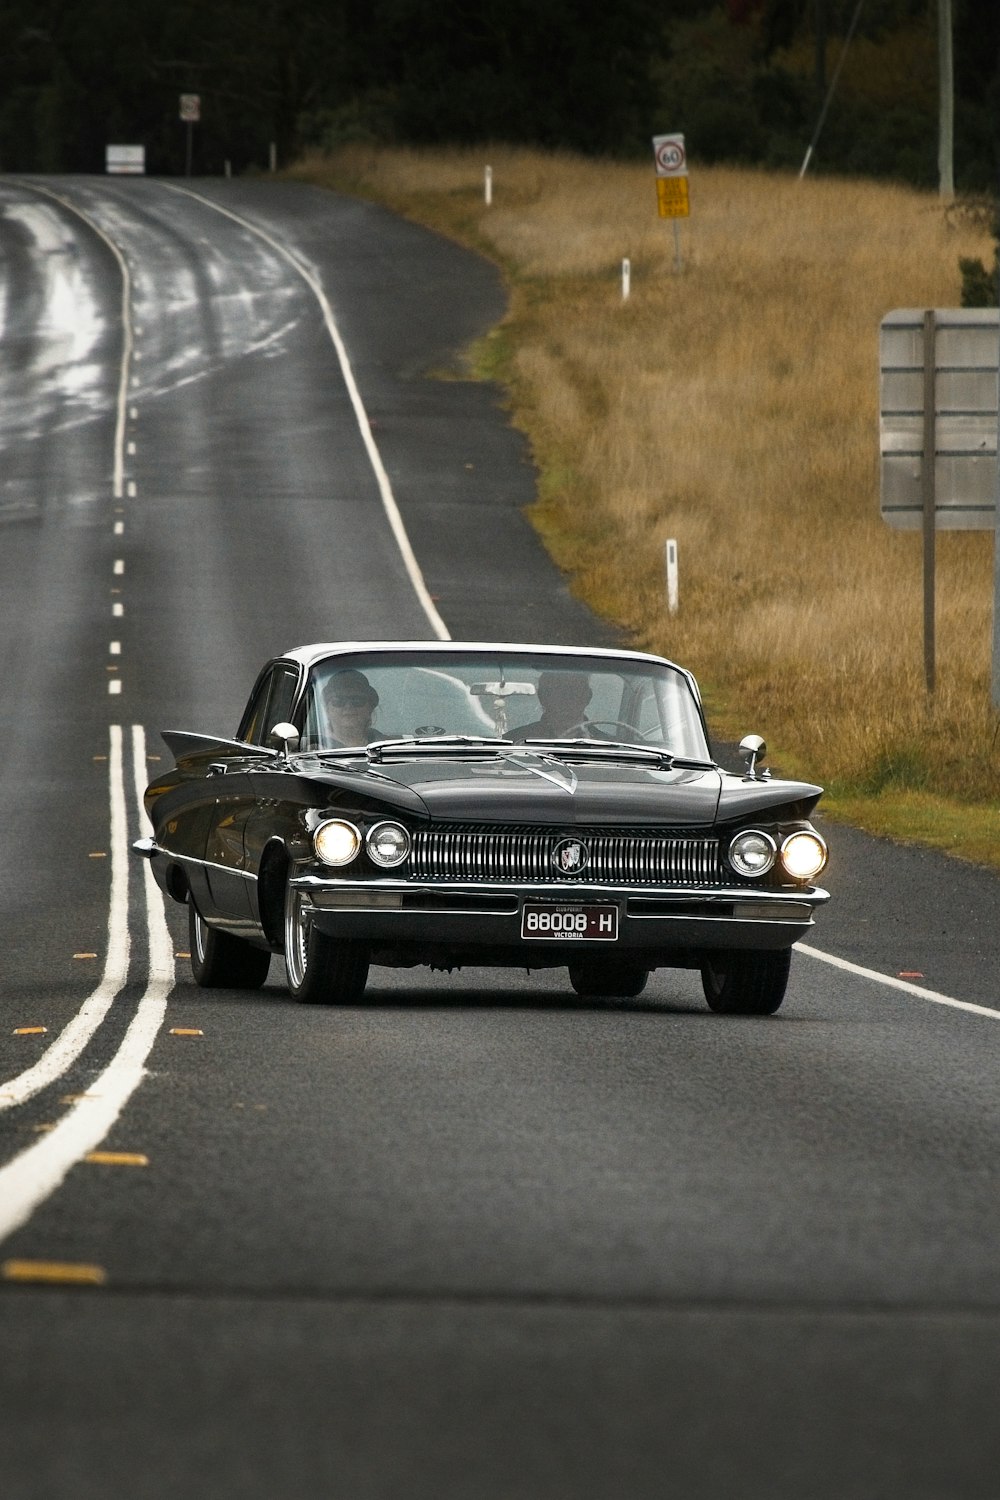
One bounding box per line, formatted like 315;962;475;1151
552;837;589;876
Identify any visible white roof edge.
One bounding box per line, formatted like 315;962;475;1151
280;640;683;671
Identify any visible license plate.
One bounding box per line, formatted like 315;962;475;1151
521;902;618;941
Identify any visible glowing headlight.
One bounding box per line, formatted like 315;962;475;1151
780;830;828;881
729;829;777;878
313;819;362;867
366;821;411;868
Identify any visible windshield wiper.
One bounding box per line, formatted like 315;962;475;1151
513;738;712;770
366;735;512;763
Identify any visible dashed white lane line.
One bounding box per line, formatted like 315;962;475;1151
0;728;174;1245
165;182;450;642
798;942;1000;1021
113;603;124;617
113;558;124;575
126;481;136;498
108;680;122;695
114;520;124;535
109;641;121;656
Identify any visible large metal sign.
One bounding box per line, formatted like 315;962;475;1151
879;307;1000;699
880;307;998;530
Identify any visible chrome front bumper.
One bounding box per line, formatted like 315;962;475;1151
290;873;830;954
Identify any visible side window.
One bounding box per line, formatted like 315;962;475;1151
265;668;298;734
238;671;276;745
238;666;299;746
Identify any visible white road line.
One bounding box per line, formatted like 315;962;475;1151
798;942;1000;1020
0;728;130;1112
0;730;174;1246
20;182;134;501
164;182;450;642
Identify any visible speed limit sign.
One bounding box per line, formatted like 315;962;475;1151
652;134;686;178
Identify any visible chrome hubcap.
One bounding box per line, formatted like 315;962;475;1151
284;889;309;988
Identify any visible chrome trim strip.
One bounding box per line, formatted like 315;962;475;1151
155;850;259;883
290;874;830;906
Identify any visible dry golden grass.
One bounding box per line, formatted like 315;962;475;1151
289;146;1000;859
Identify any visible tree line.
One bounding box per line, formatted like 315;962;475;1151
0;0;995;189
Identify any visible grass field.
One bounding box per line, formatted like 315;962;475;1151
289;145;1000;867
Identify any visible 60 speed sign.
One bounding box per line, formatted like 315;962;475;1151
652;134;686;177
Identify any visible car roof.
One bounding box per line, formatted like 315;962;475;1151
280;641;688;673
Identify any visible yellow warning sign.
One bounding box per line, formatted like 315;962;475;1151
656;177;690;219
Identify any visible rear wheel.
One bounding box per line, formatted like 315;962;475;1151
188;901;271;989
568;960;648;998
283;883;369;1005
701;948;790;1015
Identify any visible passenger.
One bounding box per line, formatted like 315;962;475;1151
322;669;383;745
512;672;594;741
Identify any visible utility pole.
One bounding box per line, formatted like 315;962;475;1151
939;0;954;200
815;0;827;95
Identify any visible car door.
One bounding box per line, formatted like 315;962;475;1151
205;665;300;923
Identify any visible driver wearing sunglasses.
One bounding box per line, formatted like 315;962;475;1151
322;669;382;746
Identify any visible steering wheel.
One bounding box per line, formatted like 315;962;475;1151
563;720;658;743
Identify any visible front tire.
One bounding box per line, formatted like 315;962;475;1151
701;948;790;1015
188;901;271;989
283;883;369;1005
568;960;648;998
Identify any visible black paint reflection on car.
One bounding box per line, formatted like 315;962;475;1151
134;641;829;1014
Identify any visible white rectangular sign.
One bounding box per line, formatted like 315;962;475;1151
105;145;145;175
880;308;998;531
652;134;686;178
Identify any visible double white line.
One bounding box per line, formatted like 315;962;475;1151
0;726;174;1243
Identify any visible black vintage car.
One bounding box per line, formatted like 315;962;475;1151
134;641;829;1013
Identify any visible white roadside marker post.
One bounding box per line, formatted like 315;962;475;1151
485;166;493;205
622;258;631;300
665;539;679;614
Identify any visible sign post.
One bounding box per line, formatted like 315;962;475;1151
651;134;689;272
179;94;200;176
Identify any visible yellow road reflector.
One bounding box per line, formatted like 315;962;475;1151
73;953;98;961
3;1260;107;1286
85;1151;149;1167
93;754;109;762
88;851;108;859
13;1027;47;1036
175;951;191;959
169;1027;203;1036
60;1093;100;1104
33;1123;55;1133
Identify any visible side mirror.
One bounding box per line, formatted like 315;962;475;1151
739;734;767;781
268;722;300;761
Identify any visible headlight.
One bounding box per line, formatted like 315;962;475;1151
366;821;410;868
313;819;362;866
728;829;777;877
780;830;828;881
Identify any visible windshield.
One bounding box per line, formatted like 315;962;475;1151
299;651;711;760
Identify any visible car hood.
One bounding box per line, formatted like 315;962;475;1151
349;754;725;827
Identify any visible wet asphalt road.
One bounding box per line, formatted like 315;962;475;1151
1;177;1000;1500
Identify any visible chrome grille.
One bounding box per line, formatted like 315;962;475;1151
409;825;724;886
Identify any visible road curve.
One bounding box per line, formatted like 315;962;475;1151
1;177;1000;1500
